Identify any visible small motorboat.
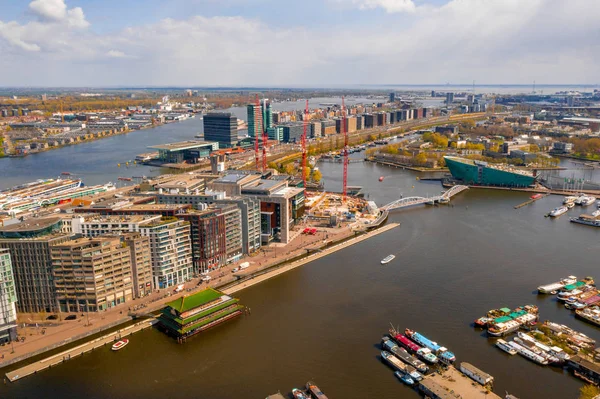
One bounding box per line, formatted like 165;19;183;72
379;176;385;182
395;371;415;386
292;388;309;399
61;172;72;176
566;202;575;209
112;339;129;351
381;254;395;264
530;194;543;200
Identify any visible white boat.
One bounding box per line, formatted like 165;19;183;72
592;210;600;217
507;341;548;365
112;339;129;351
575;195;588;205
381;255;395;264
496;339;517;355
570;215;600;227
566;202;575;209
563;196;578;204
549;206;568;217
581;196;596;206
537;276;577;294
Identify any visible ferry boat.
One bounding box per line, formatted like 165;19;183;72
575;307;600;327
390;331;438;364
538;276;578;294
394;371;415;386
549;206;568;217
563;196;578;204
381;255;395;264
381;336;428;373
404;329;455;364
111;339;129;351
292;388;309;399
380;351;423;381
507;341;548;365
305;381;329;399
581;196;597;206
495;339;517;355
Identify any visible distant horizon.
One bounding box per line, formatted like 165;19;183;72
0;83;598;90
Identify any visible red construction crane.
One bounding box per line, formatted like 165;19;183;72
254;94;261;170
262;99;268;172
301;99;308;189
342;96;348;201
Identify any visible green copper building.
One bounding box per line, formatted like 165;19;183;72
444;156;536;187
158;288;244;342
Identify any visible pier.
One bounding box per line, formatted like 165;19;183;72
5;319;156;383
514;194;549;209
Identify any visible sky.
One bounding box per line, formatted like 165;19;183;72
0;0;598;87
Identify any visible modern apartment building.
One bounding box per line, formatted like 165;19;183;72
247;104;262;138
0;217;72;313
213;204;243;263
138;218;193;289
0;249;17;343
123;232;153;298
52;236;134;312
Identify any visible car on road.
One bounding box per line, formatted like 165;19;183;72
231;267;240;273
201;275;212;282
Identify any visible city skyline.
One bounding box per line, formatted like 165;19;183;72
0;0;599;87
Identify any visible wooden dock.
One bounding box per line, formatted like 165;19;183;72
5;319;156;383
514;194;548;209
418;366;501;399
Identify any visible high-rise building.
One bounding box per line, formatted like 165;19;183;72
446;92;454;105
389;92;396;102
52;236;134;312
0;249;17;343
137;218;193;289
262;100;273;132
213;204;243;263
267;126;283;141
280;122;304;143
247;104;262;138
123;232;153;298
0;217;72;313
203;112;237;148
179;209;227;272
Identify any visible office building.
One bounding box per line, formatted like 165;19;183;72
262;100;273;131
123;232;153;298
0;249;17;343
267;126;283;141
149;141;219;164
280;122;304;143
0;218;72;313
389;92;395;102
321;120;336;135
310;121;322;138
52;236;134;312
247;104;263;138
203;112;237;148
446;92;454;105
364;114;377;128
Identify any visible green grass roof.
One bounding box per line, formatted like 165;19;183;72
165;288;224;314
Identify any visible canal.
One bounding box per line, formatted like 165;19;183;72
1;158;599;399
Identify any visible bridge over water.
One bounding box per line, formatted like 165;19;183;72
380;185;469;211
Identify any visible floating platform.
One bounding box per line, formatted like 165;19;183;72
418;366;502;399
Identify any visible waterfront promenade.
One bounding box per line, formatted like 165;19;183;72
0;220;397;373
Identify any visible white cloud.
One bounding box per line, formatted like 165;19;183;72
0;0;598;86
106;50;127;58
340;0;417;13
29;0;89;28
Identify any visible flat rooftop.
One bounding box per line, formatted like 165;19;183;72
0;217;61;233
148;140;217;151
84;215;160;224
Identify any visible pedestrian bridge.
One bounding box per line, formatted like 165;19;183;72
380;185;469;211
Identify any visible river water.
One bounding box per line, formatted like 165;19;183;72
1;156;600;399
